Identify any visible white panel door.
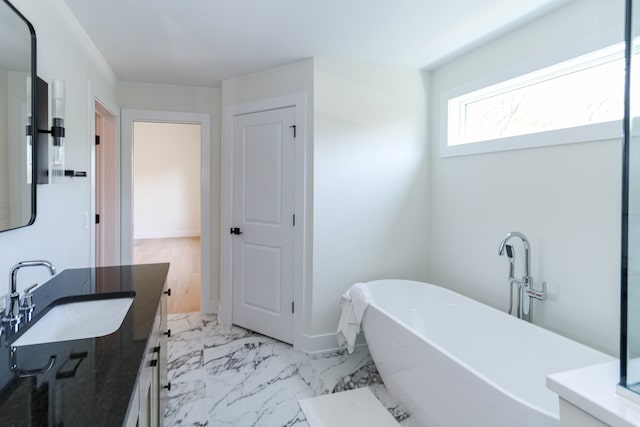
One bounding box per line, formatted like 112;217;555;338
231;107;296;344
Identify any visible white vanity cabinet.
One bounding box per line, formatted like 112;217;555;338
124;283;169;427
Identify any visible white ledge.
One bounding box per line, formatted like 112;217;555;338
547;360;640;427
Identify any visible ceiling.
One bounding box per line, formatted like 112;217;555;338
62;0;572;88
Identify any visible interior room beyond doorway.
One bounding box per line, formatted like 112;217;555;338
134;236;201;313
132;121;202;314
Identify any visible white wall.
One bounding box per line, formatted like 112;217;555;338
133;122;201;239
428;0;625;356
312;58;429;336
222;60;314;108
0;0;119;299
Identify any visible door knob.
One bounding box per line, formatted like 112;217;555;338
230;227;243;235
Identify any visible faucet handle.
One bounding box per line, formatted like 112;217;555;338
526;280;547;301
23;283;37;294
20;283;37;322
22;283;37;299
22;285;36;305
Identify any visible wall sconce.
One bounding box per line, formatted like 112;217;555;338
50;79;65;182
35;77;66;184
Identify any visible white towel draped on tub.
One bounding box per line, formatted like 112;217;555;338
336;282;373;354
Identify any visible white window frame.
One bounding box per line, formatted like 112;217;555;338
441;43;625;158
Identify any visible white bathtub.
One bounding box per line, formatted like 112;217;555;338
361;279;614;427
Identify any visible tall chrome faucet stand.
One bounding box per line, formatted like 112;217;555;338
498;232;546;322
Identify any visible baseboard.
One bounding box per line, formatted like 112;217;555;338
299;332;367;356
134;231;201;239
201;297;218;314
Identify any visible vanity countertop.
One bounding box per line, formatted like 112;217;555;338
0;263;170;426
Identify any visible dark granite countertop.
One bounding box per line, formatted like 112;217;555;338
0;263;170;427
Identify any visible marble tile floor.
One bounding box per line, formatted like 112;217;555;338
164;312;412;426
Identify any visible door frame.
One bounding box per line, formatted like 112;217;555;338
89;80;120;268
121;109;215;313
94;101;119;267
221;93;308;349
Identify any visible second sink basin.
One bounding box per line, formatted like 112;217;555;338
12;296;134;347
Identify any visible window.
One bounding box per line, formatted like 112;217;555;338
443;43;628;157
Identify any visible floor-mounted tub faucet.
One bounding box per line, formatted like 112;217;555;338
498;232;546;322
3;260;56;331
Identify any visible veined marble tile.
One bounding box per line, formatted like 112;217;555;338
283;407;309;427
168;348;204;384
330;358;383;392
206;365;316;426
298;348;376;395
167;313;202;346
168;336;204;366
203;335;301;376
165;379;209;426
168;312;203;338
168;313;204;362
166;312;411;426
202;323;257;349
369;384;411;423
208;403;308;427
253;400;309;427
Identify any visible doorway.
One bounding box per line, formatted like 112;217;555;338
121;110;214;314
133;121;201;314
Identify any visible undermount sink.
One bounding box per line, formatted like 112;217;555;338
12;297;134;347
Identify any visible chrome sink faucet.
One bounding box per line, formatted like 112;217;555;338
3;260;56;330
498;232;546;322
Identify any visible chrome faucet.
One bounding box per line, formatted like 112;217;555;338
498;232;546;322
3;260;56;330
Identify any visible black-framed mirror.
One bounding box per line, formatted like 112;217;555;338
0;0;36;233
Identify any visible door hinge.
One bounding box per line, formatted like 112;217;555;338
291;301;295;314
293;214;295;227
289;125;296;138
95;214;100;224
95;135;100;145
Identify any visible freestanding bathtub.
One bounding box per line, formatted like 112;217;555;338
360;279;614;427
